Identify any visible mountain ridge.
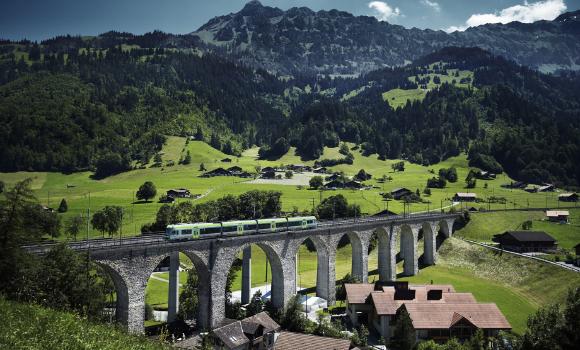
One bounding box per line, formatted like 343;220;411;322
190;1;580;75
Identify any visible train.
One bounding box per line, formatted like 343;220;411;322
164;216;318;241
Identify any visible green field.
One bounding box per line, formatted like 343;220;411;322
0;136;571;240
381;62;474;109
456;209;580;249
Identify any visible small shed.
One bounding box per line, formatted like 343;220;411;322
558;193;578;202
166;188;191;198
546;210;569;223
492;231;557;253
453;193;477;202
391;188;412;200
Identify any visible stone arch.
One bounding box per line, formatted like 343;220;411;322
95;262;130;326
421;222;438;266
439;219;454;238
374;227;392;282
181;250;211;330
388;224;419;278
332;230;371;284
209;241;287;328
290;236;332;302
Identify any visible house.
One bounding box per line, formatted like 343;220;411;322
228;166;243;173
166;188;191;198
325;173;342;182
559;193;579;202
345;282;510;342
202;167;232;177
492;231;557;253
501;181;526;189
538;184;555;192
211;312;280;350
345;180;364;189
477;171;496;180
261;167;275;173
274;331;351;350
261;171;276;179
313;167;328;174
546;210;570;223
324;180;345;189
524;185;539;193
158;195;175;203
391;188;412;200
288;164;311;172
453;193;477;202
221;158;232;163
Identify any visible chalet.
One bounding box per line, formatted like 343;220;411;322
288;164;311;172
166;188;191;198
538;184;555;192
492;231;557;253
391;188;412;200
227;166;243;173
158;195;175;203
524;185;539;193
502;181;526;189
345;180;364;189
313;167;328;174
221;158;232;163
324;180;345;189
345;282;510;342
453;193;477;202
559;193;578;202
202;167;232;177
211;312;279;350
325;173;342;182
477;171;496;180
261;171;276;179
546;210;570;223
261;166;275;173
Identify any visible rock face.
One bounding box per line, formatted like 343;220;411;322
191;1;580;75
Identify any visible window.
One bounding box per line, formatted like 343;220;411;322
200;227;221;235
258;223;271;230
181;229;192;236
288;221;302;227
244;224;257;230
222;225;238;233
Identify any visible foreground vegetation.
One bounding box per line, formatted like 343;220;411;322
0;297;168;350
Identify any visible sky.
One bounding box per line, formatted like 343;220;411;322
0;0;578;41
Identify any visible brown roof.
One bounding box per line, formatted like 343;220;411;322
345;283;375;304
404;303;511;330
213;322;250;348
275;331;352;350
245;312;280;333
442;293;477;303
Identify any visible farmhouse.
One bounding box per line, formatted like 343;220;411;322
391;187;412;200
538;184;555;192
313;167;328;174
345;282;510;342
324;179;345;189
166;188;191;198
261;170;276;179
546;210;570;223
211;312;279;350
492;231;557;253
261;166;275;173
559;193;578;202
477;171;496;180
453;193;477;202
202;167;232;177
325;173;342;182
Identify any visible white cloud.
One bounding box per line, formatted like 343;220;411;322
368;1;401;21
446;0;567;32
421;0;441;12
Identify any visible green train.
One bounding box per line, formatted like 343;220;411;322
165;216;318;241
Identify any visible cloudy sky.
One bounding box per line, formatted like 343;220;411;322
1;0;578;41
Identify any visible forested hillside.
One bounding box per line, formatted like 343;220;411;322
1;39;579;186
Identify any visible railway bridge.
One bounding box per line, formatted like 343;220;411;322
26;213;460;334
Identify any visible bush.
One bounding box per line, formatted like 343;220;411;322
427;176;446;188
309;176;323;189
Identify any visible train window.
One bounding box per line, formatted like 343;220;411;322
288;221;301;227
223;226;237;233
258;223;271;229
307;220;314;224
244;224;257;230
201;227;221;235
182;229;192;236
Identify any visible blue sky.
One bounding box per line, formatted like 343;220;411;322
0;0;578;41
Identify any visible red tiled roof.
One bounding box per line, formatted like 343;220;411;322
345;283;375;304
275;331;352;350
404;303;511;330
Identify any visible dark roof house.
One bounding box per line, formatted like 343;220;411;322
211;312;280;350
559;193;578;202
167;188;191;198
391;188;412;200
492;231;557;253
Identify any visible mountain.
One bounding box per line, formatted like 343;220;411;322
191;1;580;75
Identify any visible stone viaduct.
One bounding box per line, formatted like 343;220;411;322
83;214;458;334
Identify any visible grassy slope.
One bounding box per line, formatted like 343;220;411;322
456;209;580;249
0;137;569;241
0;298;168;350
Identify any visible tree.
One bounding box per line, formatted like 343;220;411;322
199;162;206;171
136;181;157;202
339;142;350;156
309;176;324;189
246;290;264;316
91;206;123;237
65;215;84;241
423;187;432;195
285;170;293;179
195;126;204;141
94;152;130;179
182;151;192;165
391;308;416;350
0;180;4;193
392;161;405;172
57;198;68;213
281;296;308;332
179;268;199;321
522;220;533;230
